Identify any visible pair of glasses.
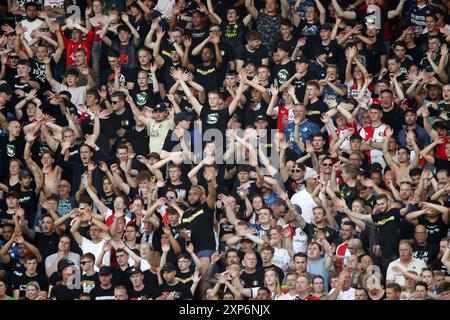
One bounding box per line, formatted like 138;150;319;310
9;56;19;59
322;163;333;166
291;169;302;173
111;101;120;104
80;261;91;265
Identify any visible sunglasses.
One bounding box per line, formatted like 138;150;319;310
80;261;91;265
322;163;333;166
9;56;19;59
291;169;302;173
111;101;120;104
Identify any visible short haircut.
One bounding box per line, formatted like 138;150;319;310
245;30;260;41
293;252;307;260
81;253;95;262
386;282;402;293
306;80;320;91
376;194;388;202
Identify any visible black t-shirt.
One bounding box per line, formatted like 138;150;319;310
240;271;262;288
128;285;153;300
304;223;340;245
381;107;405;134
143;270;159;290
0;136;25;177
371;209;401;256
433;157;450;172
338;183;358;209
131;87;160;109
272;61;295;85
33;232;60;261
292;70;319;103
305;99;327;127
153;281;193;300
13;273;49;297
179;203;216;252
110;266;131;288
51;285;82;300
417;216;448;246
80;272;99;295
194;62;223;94
158;179;191;201
412;242;438;266
125;126;150;157
89;285;115;300
108;108;136;142
18;189;38;228
362;41;387;76
235;45;269;67
200;104;229;137
243;97;269;127
221;21;247;49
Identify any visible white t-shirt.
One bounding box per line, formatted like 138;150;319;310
80;237;105;271
329;287;356;300
20;18;44;42
275;292;297;300
290;189;318;224
272;247;291;269
54;82;87;108
386;258;427;287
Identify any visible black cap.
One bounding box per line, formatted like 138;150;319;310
276;42;291;53
161;263;176;272
59;90;72;101
295;56;309;64
129;267;143;276
19;169;33;180
99;266;112;275
58;259;75;273
0;83;13;96
369;163;383;173
127;1;142;10
254;114;268;122
174;112;193;125
315;47;328;56
153;103;167;112
5;191;19;199
319;23;332;31
369;104;383;111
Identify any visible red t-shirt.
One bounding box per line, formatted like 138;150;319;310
63;30;94;67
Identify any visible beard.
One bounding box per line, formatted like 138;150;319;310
189;199;202;208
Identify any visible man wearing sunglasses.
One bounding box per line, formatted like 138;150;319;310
79;253;98;295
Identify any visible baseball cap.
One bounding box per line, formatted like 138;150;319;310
295;56;309;64
174;112;193;125
99;266;112;275
161;263;176;272
19;169;33;180
5;191;19;199
153;103;167;112
58;259;75;273
369;163;383;173
129;267;143;276
127;1;142;10
304;169;318;180
319;23;332;31
254;114;268;122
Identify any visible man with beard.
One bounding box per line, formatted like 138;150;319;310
179;166;217;293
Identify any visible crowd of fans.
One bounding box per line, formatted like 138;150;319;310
0;0;449;301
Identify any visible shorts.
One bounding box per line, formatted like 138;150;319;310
196;249;215;259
